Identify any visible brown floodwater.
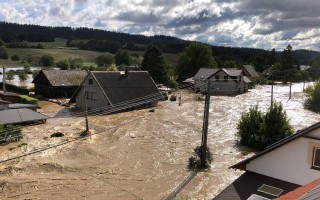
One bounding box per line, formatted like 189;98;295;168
0;82;319;199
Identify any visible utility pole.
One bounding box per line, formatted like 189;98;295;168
303;71;306;91
83;85;89;132
271;71;274;107
2;66;5;92
201;80;211;168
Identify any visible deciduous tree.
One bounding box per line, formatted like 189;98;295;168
178;43;217;78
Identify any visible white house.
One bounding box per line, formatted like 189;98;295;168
214;122;320;200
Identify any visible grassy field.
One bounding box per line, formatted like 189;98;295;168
0;38;179;68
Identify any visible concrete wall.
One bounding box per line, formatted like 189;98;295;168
75;74;109;111
246;130;320;185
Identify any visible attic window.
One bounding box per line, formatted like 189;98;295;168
312;147;320;169
247;194;270;200
258;184;283;197
88;79;93;85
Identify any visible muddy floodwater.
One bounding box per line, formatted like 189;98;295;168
0;83;320;199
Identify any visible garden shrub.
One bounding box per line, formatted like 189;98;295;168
19;95;38;105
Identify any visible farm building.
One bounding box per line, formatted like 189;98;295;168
193;68;251;95
32;69;87;99
241;65;259;81
69;70;163;113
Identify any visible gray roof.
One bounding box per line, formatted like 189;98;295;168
92;71;162;105
0;108;49;125
193;68;219;80
33;70;87;86
243;76;252;83
242;65;259;78
224;69;242;76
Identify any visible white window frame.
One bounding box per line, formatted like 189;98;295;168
313;147;320;169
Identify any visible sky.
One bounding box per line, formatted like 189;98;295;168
0;0;320;51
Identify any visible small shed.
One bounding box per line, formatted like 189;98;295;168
32;69;87;99
0;108;49;125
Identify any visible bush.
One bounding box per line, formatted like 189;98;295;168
0;124;22;144
304;80;320;112
19;95;38;105
188;145;213;169
237;102;293;150
11;55;20;61
39;55;54;67
50;132;64;137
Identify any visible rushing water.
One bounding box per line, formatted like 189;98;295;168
0;83;319;199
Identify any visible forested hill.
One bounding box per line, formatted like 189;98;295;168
0;21;319;65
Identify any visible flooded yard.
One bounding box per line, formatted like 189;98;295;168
0;82;319;199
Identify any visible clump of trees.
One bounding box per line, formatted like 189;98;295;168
304;80;320;112
237;102;293;150
0;46;8;59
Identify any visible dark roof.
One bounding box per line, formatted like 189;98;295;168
193;68;220;80
242;65;259;78
70;71;163;105
213;172;300;200
231;121;320;170
32;70;87;86
0;108;49;125
0;91;19;97
92;71;162;105
276;178;320;200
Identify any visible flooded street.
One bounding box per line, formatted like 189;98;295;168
0;82;320;199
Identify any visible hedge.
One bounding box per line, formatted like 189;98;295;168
0;82;29;95
19;95;38;105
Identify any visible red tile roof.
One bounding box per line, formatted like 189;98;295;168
276;178;320;200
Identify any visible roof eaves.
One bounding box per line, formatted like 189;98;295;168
230;121;320;170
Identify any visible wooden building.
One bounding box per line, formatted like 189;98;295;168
32;70;87;99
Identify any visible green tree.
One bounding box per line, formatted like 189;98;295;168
6;70;15;81
69;57;83;69
141;44;169;83
0;46;8;59
56;60;70;70
23;63;31;74
304;80;320;112
95;53;114;67
32;70;40;79
18;71;28;82
115;50;131;66
237;102;293;150
39;55;54;66
106;64;118;71
265;48;279;67
281;45;295;71
11;54;20;61
178;43;217;78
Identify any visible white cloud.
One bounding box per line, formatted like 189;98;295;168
0;0;319;51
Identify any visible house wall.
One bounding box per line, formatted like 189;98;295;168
194;71;247;95
247;130;320;185
75;73;109;111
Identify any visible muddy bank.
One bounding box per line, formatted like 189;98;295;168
0;83;319;199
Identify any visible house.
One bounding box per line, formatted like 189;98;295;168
193;68;251;95
241;65;259;81
0;108;49;125
32;69;88;98
69;71;163;113
214;121;320;200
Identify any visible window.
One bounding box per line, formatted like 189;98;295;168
313;147;320;169
215;75;219;81
88;78;93;85
224;76;228;82
91;92;97;100
85;91;90;99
